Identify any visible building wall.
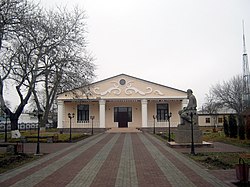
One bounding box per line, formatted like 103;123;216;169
62;99;183;128
57;74;187;129
105;101;141;128
198;114;225;127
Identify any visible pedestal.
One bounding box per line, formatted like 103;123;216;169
175;122;203;143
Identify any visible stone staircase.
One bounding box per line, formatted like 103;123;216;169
106;127;142;133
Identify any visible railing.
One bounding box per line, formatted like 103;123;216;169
62;120;100;128
0;123;55;132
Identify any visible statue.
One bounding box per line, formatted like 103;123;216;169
175;89;203;144
179;89;198;125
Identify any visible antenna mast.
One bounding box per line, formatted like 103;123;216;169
242;20;250;109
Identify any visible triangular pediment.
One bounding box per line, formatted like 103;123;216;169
57;74;187;100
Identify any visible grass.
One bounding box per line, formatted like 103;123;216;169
156;132;175;141
156;129;250;170
203;131;250;148
0;153;41;174
0;130;91;143
193;130;250;170
0;129;91;173
187;152;250;170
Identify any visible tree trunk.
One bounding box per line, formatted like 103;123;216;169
10;114;19;130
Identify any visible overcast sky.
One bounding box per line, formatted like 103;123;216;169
36;0;250;108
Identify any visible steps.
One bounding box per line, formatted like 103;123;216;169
106;127;142;133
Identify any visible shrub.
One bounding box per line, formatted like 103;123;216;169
229;115;237;138
238;116;245;140
246;116;250;140
223;117;229;137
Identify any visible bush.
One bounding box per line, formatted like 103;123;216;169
238;116;245;140
229;115;237;138
223;117;229;137
246;116;250;140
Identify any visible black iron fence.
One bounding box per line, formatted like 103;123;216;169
0;123;55;132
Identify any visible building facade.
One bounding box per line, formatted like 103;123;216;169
198;108;236;127
57;74;187;129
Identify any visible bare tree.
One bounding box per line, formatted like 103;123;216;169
210;75;244;115
31;7;95;127
0;0;40;130
0;1;95;130
201;92;222;131
201;92;222;114
209;75;245;139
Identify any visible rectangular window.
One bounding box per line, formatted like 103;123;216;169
205;117;210;123
218;117;223;123
157;104;169;122
77;104;89;123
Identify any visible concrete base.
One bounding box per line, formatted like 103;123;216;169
167;141;214;148
175;122;203;143
175;129;203;143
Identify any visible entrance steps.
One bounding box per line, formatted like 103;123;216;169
106;127;142;133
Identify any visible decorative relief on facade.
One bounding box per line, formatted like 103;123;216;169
92;80;165;96
125;81;152;95
153;90;164;96
93;81;121;96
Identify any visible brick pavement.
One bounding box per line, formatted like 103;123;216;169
0;132;240;187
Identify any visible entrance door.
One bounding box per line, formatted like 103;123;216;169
118;111;128;128
114;107;132;128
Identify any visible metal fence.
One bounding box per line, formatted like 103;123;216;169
0;123;55;132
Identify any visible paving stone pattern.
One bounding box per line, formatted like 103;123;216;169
0;133;232;187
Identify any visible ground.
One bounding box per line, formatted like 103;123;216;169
0;130;250;186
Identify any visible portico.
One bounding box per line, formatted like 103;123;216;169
57;74;187;129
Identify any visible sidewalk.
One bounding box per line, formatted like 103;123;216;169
0;132;242;187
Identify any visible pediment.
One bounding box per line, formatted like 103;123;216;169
57;74;187;100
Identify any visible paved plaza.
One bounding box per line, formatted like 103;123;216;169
0;132;240;187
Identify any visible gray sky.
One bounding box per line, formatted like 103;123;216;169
36;0;250;108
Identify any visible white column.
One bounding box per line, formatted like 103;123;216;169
141;99;148;127
99;99;106;128
182;99;188;109
57;100;64;129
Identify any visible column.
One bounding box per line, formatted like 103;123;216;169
57;100;64;129
99;99;106;128
182;99;188;109
141;99;148;127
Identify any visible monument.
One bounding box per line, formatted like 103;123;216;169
175;89;203;143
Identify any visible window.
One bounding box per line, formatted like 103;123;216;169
218;117;223;123
77;104;89;122
157;104;169;121
114;107;132;122
205;117;210;123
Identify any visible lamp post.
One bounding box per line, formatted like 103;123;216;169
68;113;74;142
90;116;95;135
166;112;172;142
190;112;195;155
153;115;157;134
33;110;43;155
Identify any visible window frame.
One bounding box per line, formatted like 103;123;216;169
77;104;89;123
156;103;169;122
114;107;132;122
205;117;210;123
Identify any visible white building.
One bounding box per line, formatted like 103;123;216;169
57;74;188;129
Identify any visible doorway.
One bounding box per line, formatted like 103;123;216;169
114;107;132;128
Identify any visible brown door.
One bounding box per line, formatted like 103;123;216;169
118;112;128;128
